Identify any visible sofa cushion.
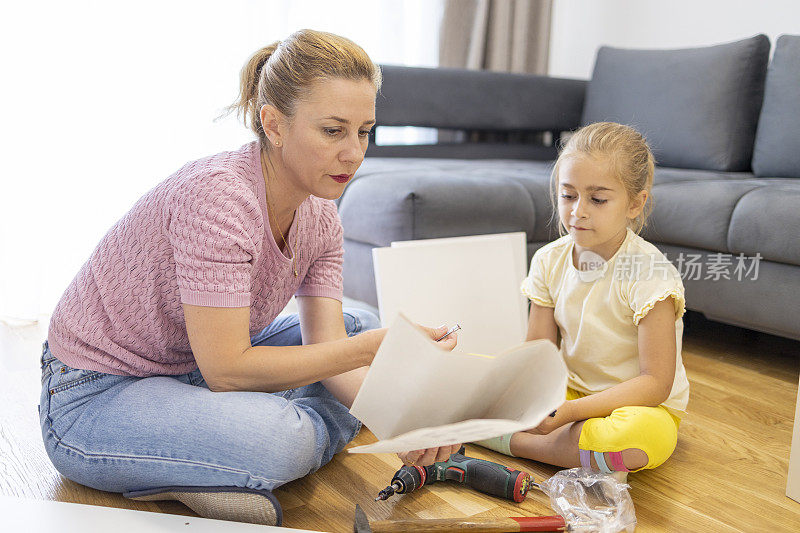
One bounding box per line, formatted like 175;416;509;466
376;65;587;132
350;160;765;249
728;180;800;266
581;35;770;172
642;180;766;253
752;35;800;178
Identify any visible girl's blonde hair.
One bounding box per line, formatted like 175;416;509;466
227;29;382;147
551;122;656;235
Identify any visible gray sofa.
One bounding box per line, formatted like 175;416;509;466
338;34;800;342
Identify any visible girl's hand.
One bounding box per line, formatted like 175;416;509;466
397;443;462;467
526;401;574;435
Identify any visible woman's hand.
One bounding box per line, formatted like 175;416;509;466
397;443;462;467
357;324;458;366
526;401;574;435
419;324;458;351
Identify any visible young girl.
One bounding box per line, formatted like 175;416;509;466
477;122;689;479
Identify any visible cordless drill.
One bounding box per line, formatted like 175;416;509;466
375;446;532;503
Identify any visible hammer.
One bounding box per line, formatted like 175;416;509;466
353;504;568;532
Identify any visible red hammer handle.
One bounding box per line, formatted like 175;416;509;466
512;515;568;531
367;515;567;532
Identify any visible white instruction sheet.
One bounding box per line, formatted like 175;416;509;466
373;232;529;355
349;313;567;454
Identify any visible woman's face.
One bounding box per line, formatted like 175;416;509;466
275;77;376;200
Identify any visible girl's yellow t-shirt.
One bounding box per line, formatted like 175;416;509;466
521;229;690;417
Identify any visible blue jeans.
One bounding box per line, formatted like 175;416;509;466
38;309;380;494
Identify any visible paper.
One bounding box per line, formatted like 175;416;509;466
374;232;528;355
348;313;567;454
390;232;528;286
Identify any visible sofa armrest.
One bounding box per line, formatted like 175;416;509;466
376;64;587;133
339;172;536;247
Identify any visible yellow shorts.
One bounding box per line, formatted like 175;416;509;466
569;388;681;471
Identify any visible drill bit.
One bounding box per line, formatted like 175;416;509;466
374;481;402;501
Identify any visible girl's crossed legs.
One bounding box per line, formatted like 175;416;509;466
479;389;680;473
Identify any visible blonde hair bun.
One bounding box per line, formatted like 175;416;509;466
227;29;382;146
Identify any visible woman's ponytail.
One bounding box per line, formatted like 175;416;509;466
226;42;279;141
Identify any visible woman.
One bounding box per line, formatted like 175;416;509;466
39;29;459;526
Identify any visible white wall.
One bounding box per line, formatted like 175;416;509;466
549;0;800;79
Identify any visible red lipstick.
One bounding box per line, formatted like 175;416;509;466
330;174;351;183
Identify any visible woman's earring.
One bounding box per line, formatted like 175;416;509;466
275;140;282;147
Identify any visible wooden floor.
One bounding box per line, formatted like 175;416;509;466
2;311;799;532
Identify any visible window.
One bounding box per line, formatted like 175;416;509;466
0;0;443;320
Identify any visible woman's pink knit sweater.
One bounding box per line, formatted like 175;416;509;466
48;142;344;377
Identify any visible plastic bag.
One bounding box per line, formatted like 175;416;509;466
538;468;637;533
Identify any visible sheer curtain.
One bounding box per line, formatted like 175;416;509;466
0;1;443;330
439;0;552;74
